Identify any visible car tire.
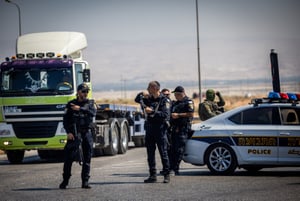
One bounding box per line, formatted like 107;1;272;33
205;144;237;175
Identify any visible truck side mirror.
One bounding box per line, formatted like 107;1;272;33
83;69;90;82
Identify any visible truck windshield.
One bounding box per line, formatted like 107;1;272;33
0;66;74;96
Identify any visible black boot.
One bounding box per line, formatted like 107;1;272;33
82;180;91;189
82;174;91;189
59;174;70;189
59;180;68;189
163;174;170;183
82;176;91;189
144;174;157;183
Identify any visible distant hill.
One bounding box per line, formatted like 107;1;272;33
92;75;300;93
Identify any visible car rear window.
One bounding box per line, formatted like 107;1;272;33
229;107;281;125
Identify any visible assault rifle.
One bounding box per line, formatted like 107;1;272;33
69;123;84;165
139;94;148;120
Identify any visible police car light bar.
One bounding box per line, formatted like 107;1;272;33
268;92;300;101
251;92;300;106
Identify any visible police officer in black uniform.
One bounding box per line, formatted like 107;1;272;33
170;86;194;175
135;81;171;183
59;83;96;189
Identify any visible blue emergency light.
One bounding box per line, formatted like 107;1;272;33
268;92;281;99
287;93;297;100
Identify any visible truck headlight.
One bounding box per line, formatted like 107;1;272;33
3;141;12;145
60;139;67;144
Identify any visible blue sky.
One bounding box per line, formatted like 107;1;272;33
1;0;299;91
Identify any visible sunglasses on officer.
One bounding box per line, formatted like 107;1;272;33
80;90;89;94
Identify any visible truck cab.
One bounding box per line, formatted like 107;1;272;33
0;32;146;164
0;32;91;163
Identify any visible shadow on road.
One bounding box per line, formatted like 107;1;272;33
12;187;57;191
112;173;147;178
91;181;143;186
0;155;63;165
177;167;300;178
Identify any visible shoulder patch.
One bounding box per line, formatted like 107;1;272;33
188;101;194;110
166;101;170;109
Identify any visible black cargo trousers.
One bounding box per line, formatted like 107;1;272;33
62;129;93;182
170;126;188;172
145;122;170;175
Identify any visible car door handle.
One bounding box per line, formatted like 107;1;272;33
233;131;243;135
280;132;290;136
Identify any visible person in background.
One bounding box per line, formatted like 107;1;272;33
169;86;194;175
134;81;171;183
160;88;172;175
59;83;96;189
161;88;171;99
199;89;225;121
56;71;72;90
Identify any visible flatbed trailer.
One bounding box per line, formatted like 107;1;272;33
92;103;145;156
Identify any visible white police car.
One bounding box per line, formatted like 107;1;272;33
183;92;300;175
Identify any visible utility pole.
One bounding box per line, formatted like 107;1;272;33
5;0;22;36
120;75;127;99
195;0;201;102
270;49;281;93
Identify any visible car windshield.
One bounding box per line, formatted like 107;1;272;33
0;66;73;96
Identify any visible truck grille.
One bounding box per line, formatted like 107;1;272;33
12;121;58;138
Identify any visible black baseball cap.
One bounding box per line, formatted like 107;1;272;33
172;86;185;93
77;83;89;91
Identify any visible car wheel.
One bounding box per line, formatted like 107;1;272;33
205;144;237;175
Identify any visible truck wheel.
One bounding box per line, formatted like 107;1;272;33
133;137;145;147
103;119;119;156
93;148;104;157
118;118;129;154
6;150;25;164
38;150;49;159
38;150;64;161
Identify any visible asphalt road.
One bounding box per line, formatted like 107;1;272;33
0;148;300;201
